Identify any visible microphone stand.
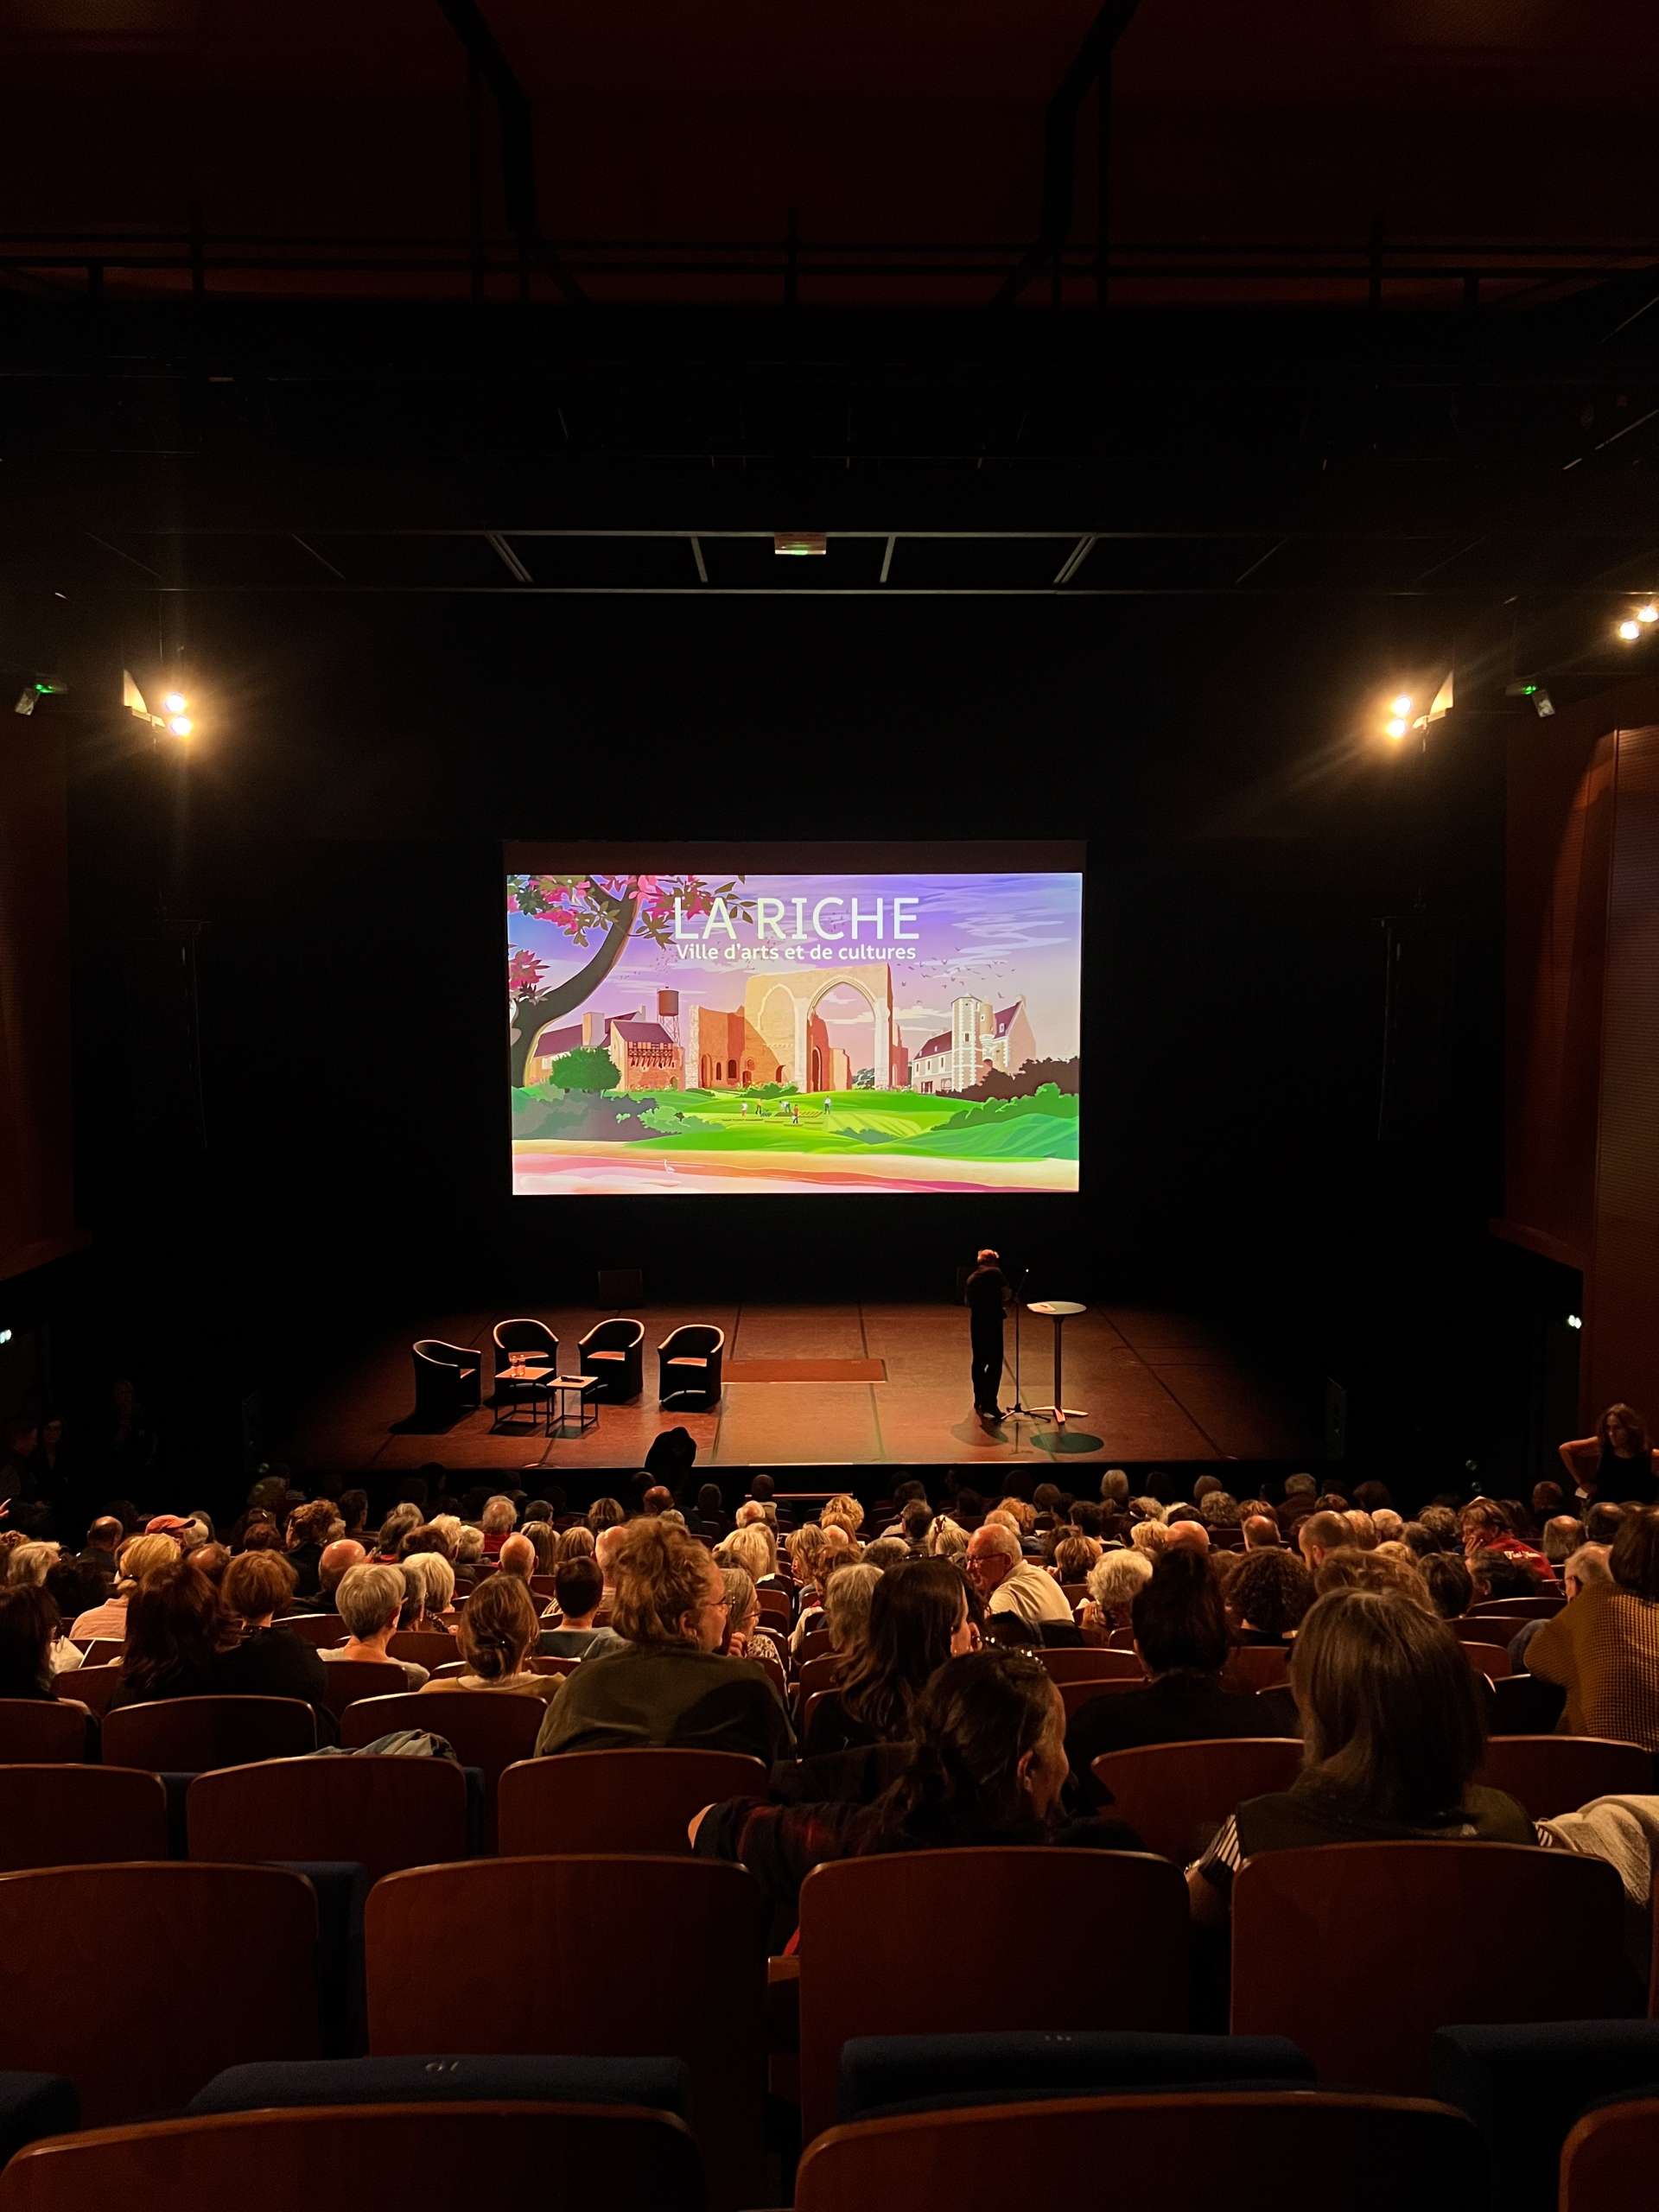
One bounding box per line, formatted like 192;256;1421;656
1005;1263;1033;1420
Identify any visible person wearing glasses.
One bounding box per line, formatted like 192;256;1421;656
534;1519;792;1764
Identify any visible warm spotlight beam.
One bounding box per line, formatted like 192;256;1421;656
992;0;1143;308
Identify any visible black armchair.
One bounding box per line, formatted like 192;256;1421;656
578;1317;645;1402
658;1325;726;1409
493;1318;558;1396
411;1339;483;1424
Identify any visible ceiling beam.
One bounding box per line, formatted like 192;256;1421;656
432;0;586;306
994;0;1144;308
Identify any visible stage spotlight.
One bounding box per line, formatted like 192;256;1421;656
1389;693;1413;716
1638;603;1659;626
1385;717;1408;740
162;690;188;715
1618;618;1643;641
1567;1313;1583;1331
168;715;194;738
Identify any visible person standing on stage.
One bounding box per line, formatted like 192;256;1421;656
965;1246;1011;1427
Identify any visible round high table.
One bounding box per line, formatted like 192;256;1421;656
1027;1300;1087;1431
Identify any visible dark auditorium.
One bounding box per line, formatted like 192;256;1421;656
5;5;1659;2207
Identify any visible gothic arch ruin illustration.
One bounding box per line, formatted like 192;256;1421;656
747;964;893;1088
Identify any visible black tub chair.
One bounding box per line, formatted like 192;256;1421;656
658;1325;725;1409
411;1340;482;1424
579;1318;645;1402
492;1318;559;1395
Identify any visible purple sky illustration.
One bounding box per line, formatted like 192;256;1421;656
508;870;1082;1062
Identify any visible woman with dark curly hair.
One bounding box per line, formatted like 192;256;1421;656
1226;1548;1314;1645
693;1646;1138;1932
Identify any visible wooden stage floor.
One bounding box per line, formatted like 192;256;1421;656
283;1300;1325;1477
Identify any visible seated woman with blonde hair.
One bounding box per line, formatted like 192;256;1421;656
1189;1586;1541;1926
423;1573;556;1697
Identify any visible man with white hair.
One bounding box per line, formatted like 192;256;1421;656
480;1495;517;1559
964;1246;1011;1426
966;1522;1071;1626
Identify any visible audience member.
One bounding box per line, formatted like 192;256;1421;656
423;1573;554;1696
1297;1510;1351;1573
1188;1588;1536;1926
376;1503;423;1560
1558;1403;1659;1506
1052;1532;1103;1584
301;1537;365;1614
1164;1517;1211;1556
539;1556;626;1658
1079;1547;1152;1637
721;1522;788;1610
821;1560;882;1660
480;1496;518;1557
1564;1541;1612;1597
690;1482;726;1538
720;1567;788;1672
1586;1501;1626;1548
283;1498;337;1598
215;1552;335;1729
79;1516;124;1590
183;1541;230;1587
399;1553;455;1632
1130;1518;1168;1561
1531;1480;1566;1525
803;1557;975;1758
1242;1515;1280;1551
497;1532;537;1581
534;1520;791;1760
587;1496;626;1535
43;1557;101;1660
0;1585;67;1700
1541;1514;1586;1564
861;1535;909;1572
694;1648;1139;1929
966;1523;1071;1626
1417;1505;1463;1554
324;1563;429;1686
1421;1553;1474;1622
6;1541;58;1588
644;1426;696;1500
1461;1498;1554;1586
109;1560;331;1736
1066;1549;1267;1805
1227;1548;1314;1643
1098;1469;1130;1510
1525;1507;1659;1748
1313;1546;1432;1608
68;1531;175;1639
925;1514;969;1565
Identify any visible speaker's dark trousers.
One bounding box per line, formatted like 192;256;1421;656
971;1323;1003;1414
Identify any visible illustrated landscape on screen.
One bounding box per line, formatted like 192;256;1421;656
507;868;1082;1195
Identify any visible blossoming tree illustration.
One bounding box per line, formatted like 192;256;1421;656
506;872;753;1087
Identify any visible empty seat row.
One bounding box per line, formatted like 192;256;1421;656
0;2080;1654;2212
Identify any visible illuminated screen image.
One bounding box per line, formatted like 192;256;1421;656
507;856;1082;1195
